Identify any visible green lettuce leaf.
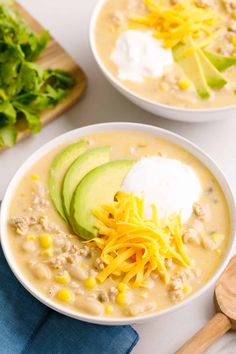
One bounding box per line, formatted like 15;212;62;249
0;125;17;148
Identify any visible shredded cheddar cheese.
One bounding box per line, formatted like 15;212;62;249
129;0;220;49
89;192;191;288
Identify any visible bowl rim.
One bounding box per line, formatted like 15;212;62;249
89;0;236;115
1;122;236;326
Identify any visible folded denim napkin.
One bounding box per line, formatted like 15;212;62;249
0;248;139;354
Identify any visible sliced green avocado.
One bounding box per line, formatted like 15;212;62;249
172;42;210;99
70;160;135;240
49;140;87;220
204;50;236;72
62;146;111;220
197;49;227;89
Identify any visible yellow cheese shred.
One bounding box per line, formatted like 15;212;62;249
129;0;220;49
89;192;191;288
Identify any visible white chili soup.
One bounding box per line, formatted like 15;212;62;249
7;131;230;318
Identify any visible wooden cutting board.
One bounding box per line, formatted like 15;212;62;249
13;2;87;143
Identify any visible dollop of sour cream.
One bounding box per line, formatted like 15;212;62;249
110;29;173;83
121;156;201;222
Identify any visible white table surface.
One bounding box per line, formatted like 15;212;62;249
1;0;236;353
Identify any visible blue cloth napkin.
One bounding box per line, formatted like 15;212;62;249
0;247;139;354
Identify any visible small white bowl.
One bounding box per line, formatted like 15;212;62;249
1;122;236;325
89;0;236;122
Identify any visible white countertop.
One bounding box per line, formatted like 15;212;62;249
1;0;236;352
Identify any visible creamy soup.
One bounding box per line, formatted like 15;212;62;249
95;0;236;109
7;131;230;318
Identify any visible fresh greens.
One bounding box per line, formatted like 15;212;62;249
0;2;75;148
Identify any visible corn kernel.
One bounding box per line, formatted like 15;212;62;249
27;234;36;241
233;12;236;20
40;249;53;257
211;232;224;243
80;261;89;269
31;174;40;181
178;79;191;90
56;289;73;302
84;276;97;289
39;234;52;249
105;304;113;315
183;285;189;294
215;248;222;254
231;37;236;46
54;272;70;285
116;292;128;306
117;282;128;292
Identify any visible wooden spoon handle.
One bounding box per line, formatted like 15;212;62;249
175;312;231;354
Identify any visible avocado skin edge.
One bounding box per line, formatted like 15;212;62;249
48;140;87;221
204;50;236;72
62;146;111;221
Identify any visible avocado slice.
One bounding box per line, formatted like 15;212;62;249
172;42;210;99
70;160;135;240
49;140;87;221
204;49;236;72
62;146;111;220
197;49;227;89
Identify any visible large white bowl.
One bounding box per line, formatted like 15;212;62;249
1;122;236;325
89;0;236;122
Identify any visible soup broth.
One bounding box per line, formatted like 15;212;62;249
95;0;236;109
7;131;230;318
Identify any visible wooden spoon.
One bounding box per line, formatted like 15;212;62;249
175;255;236;354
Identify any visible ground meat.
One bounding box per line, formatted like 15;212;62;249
192;202;205;219
222;0;236;13
194;0;214;8
183;228;201;245
61;240;72;253
168;270;189;303
66;253;81;264
187;267;202;281
110;11;126;27
109;287;118;302
70;244;80;254
94;257;105;270
228;20;236;33
216;40;234;56
160;64;191;95
169;289;185;303
66;244;81;263
160;73;179;93
97;292;109;303
78;245;91;257
127;0;146;12
169;277;183;291
11;215;37;235
39;216;60;233
32;181;49;211
49;254;68;270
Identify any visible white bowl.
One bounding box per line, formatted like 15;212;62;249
1;122;236;325
89;0;236;122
